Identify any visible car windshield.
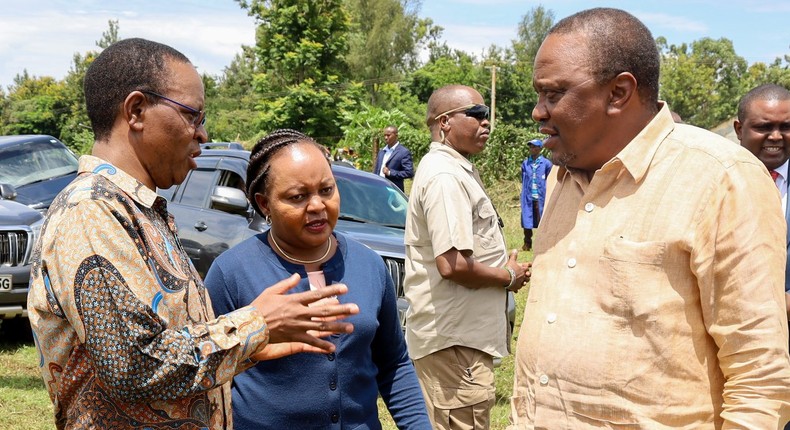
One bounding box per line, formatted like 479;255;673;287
0;139;79;187
335;174;407;228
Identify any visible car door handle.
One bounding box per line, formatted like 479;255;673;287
194;221;208;232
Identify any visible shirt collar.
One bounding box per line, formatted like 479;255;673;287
385;142;400;152
563;102;672;185
78;155;162;208
774;158;789;180
614;102;673;183
430;141;475;173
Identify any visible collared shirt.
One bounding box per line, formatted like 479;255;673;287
773;158;788;214
404;142;509;360
380;142;400;177
510;104;790;429
28;155;269;430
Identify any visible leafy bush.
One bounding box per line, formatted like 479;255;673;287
474;123;542;185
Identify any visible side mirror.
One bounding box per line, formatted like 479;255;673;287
0;183;17;200
210;186;250;216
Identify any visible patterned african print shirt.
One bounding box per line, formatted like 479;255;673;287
28;155;269;430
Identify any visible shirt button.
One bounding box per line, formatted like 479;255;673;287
329;381;337;390
331;413;339;423
584;202;594;212
547;313;557;323
327;353;335;361
539;374;549;385
567;258;577;268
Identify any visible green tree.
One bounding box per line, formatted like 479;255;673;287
206;47;262;144
407;50;487;103
1;73;68;137
658;37;747;129
512;5;554;65
236;0;357;143
742;56;790;93
344;0;434;104
337;104;429;171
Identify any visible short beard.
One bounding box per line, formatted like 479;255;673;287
550;151;576;168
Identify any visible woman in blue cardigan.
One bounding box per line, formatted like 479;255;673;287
205;129;430;429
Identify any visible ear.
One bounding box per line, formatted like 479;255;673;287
254;192;270;217
733;119;743;142
123;91;147;132
607;72;638;115
439;115;451;132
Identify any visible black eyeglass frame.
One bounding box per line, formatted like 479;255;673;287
140;90;206;128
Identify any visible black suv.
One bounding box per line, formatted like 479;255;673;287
0;199;43;330
159;144;411;324
0;134;79;213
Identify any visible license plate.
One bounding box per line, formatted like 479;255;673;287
0;274;11;291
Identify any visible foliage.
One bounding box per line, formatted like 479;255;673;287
345;0;433;105
236;0;360;143
658;37;748;129
512;5;554;65
0;74;67;137
742;57;790;93
407;51;487;103
474;123;541;185
338;104;429;171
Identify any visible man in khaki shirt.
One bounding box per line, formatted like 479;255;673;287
510;8;790;429
405;84;530;429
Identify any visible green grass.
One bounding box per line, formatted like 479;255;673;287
0;178;527;430
0;323;53;430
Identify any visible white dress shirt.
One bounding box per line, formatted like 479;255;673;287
379;142;399;177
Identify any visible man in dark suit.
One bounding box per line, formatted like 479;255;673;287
734;84;790;325
374;125;414;191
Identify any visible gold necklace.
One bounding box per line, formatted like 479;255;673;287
269;231;332;265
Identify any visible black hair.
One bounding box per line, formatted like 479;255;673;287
549;8;660;107
84;38;191;141
246;129;329;216
737;84;790;122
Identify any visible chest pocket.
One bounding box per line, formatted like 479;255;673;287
596;236;667;320
473;201;500;250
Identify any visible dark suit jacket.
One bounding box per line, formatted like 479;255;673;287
784;180;790;293
374;143;414;191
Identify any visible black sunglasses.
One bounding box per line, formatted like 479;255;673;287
434;104;490;121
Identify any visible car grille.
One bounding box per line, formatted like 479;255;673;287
0;230;30;266
383;257;405;298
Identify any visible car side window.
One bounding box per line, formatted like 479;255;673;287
219;170;246;193
178;169;218;208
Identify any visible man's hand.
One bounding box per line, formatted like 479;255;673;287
382;166;390;176
249;273;359;358
505;249;531;293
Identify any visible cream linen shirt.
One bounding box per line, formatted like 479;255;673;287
404;142;509;360
510;104;790;429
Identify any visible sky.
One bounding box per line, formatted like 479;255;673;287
0;0;788;91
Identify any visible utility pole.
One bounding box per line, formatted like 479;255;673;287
487;65;498;131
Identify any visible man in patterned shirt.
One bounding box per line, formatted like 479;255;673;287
27;38;359;430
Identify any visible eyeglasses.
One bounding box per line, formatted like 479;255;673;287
141;90;206;128
434;104;490;121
